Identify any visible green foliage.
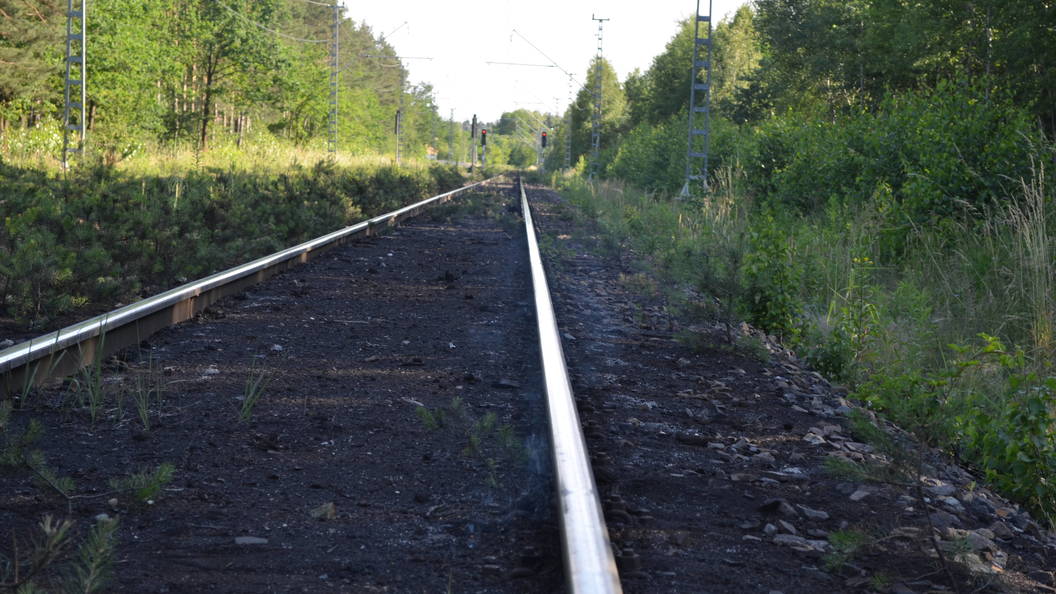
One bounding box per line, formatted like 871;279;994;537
108;464;175;503
858;335;1056;523
239;361;269;422
0;515;74;591
0;159;468;327
823;529;871;572
414;397;525;488
740;213;801;338
66;516;119;594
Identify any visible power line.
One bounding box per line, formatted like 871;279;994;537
511;29;583;87
216;0;329;44
486;61;554;68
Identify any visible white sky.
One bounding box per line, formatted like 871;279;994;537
343;1;747;124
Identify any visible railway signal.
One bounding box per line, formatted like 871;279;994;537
480;129;487;146
541;131;548;147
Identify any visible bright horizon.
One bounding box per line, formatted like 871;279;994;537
342;1;746;124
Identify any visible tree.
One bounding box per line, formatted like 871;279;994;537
568;57;626;167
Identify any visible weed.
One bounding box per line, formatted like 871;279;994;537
0;515;74;590
823;529;871;572
239;361;269;422
129;356;164;432
67;516;119;594
414;397;525;487
108;463;175;504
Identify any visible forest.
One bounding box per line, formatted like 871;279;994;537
0;0;545;331
547;0;1056;524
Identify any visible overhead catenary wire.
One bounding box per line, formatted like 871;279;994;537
215;0;329;44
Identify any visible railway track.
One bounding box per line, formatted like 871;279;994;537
0;177;620;592
6;177;1053;593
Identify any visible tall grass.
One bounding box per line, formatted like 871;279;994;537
552;157;1056;521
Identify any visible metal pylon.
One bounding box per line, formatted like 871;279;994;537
564;73;573;169
327;2;340;154
681;0;713;197
589;14;608;180
62;0;86;171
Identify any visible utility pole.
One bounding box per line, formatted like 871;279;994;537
394;109;402;164
327;2;340;155
470;114;477;171
565;73;573;169
590;14;609;180
448;109;457;166
681;0;713;196
62;0;87;171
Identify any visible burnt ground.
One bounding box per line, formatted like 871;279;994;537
1;179;1055;593
1;184;562;592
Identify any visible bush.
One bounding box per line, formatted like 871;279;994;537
0;160;469;326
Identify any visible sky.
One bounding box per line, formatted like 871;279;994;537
343;1;747;124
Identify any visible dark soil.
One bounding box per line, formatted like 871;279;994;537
2;179;1054;593
1;184;562;593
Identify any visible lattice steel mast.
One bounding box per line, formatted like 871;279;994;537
681;0;713;196
589;14;608;180
327;2;340;154
62;0;87;171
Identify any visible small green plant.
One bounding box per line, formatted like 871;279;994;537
129;356;164;431
108;463;175;503
67;516;119;594
414;397;525;487
239;361;269;422
0;515;74;590
1;413;76;500
823;529;871;572
68;339;108;426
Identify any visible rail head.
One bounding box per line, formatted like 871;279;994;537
1;175;503;395
519;177;622;593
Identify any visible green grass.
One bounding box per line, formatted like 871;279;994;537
551;158;1056;524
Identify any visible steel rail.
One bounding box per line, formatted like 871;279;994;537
518;177;622;593
0;176;502;397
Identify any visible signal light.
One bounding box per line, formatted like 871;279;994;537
481;129;487;146
541;131;548;148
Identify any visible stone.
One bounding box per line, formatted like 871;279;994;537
772;534;812;551
778;520;797;535
764;523;778;536
311;502;337;520
0;339;14;349
927;483;956;498
235;536;269;545
928;510;961;530
989;521;1013;540
797;505;830;521
849;489;870;502
492;379;521;389
758;498;798;517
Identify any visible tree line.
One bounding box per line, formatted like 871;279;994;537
0;0;444;160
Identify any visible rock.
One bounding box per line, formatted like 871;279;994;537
764;523;778;536
758;498;798;517
927;483;957;498
753;452;776;465
492;379;521;389
802;432;826;446
797;505;830;521
772;534;813;552
270;344;284;352
928;510;961;530
311;502;336;520
849;488;870;502
0;339;14;349
989;521;1013;540
235;536;269;545
889;526;921;539
778;520;797;535
94;513;111;522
